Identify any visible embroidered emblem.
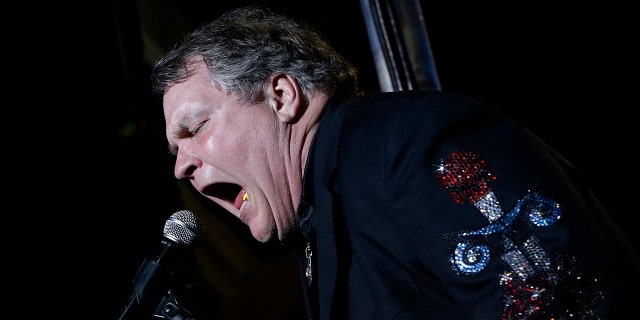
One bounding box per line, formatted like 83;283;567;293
436;150;501;221
500;254;604;319
436;150;604;318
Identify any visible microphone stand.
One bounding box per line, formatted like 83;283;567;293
117;287;195;320
152;288;196;320
116;260;196;320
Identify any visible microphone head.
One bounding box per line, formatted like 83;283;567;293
163;210;204;246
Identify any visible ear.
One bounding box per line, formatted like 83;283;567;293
267;74;303;123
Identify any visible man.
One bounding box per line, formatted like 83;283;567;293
151;5;639;319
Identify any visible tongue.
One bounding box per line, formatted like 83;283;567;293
234;189;246;209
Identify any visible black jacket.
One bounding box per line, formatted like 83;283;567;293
293;90;639;319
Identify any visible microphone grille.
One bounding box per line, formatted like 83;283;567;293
163;210;204;246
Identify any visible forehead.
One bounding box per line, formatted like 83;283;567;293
164;60;213;105
163;63;217;122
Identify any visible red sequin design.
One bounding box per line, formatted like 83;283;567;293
436;150;606;318
436;150;496;204
500;254;604;319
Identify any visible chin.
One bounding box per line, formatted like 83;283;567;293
249;226;275;243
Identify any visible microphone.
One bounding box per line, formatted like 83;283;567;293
117;210;204;320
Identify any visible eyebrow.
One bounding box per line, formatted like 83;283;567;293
167;113;192;156
168;144;178;156
166;102;208;156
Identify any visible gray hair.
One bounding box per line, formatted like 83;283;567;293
151;5;362;104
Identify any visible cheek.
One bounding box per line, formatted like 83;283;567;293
213;107;276;167
202;119;231;149
202;123;252;165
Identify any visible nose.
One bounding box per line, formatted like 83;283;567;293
174;149;199;179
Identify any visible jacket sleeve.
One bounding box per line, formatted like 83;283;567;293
335;90;640;319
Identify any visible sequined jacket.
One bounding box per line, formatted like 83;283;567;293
293;90;640;320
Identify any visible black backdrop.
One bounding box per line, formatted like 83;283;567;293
27;0;636;318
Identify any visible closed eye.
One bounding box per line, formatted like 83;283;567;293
191;120;207;135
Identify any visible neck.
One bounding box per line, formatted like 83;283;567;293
288;92;331;209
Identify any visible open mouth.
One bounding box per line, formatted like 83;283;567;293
202;182;245;209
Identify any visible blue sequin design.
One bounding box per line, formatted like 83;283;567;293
447;190;561;275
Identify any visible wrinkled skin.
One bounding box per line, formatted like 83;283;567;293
163;58;328;243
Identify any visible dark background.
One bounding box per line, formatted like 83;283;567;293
25;0;636;318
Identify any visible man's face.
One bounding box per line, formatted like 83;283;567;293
163;60;297;243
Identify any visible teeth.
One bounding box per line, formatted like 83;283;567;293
239;191;249;211
234;190;249;210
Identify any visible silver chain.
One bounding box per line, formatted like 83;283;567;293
305;242;313;286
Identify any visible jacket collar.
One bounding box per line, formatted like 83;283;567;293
296;95;351;319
